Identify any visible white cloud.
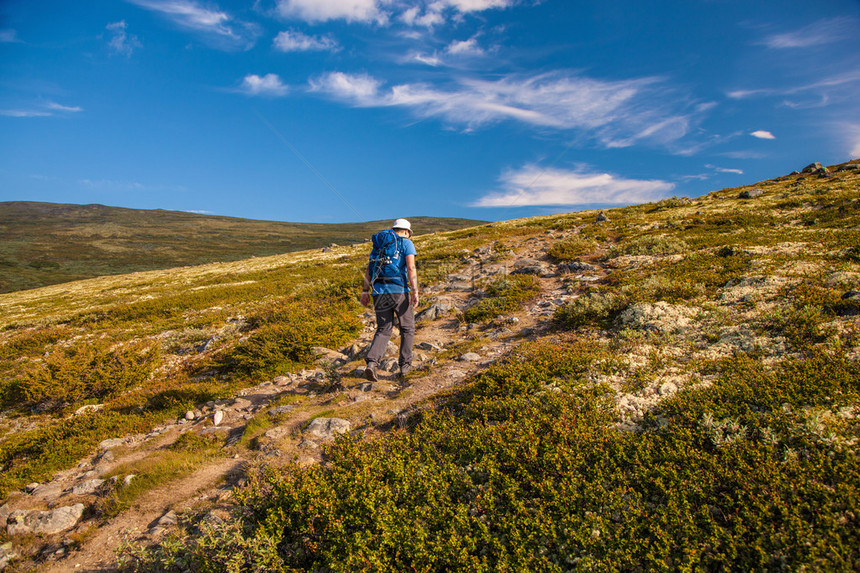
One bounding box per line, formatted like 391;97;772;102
413;52;442;66
273;29;338;52
277;0;385;23
129;0;259;49
472;165;675;207
751;130;775;140
444;0;513;12
446;37;484;56
106;20;142;56
309;72;381;101
761;17;857;49
309;70;700;149
239;74;289;96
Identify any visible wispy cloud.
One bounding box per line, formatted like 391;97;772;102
309;70;703;149
472;165;675;207
106;21;142;56
273;29;338;52
0;101;83;118
0;109;53;118
128;0;259;49
0;29;21;43
750;130;775;140
706;164;744;175
277;0;385;24
239;73;290;97
761;17;858;49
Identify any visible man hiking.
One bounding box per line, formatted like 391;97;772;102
360;218;419;382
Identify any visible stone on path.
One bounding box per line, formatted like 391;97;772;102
7;504;85;536
459;352;481;362
304;418;351;440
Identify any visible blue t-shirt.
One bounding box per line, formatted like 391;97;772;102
370;233;417;295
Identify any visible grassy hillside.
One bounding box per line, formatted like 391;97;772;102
1;160;859;571
0;201;485;294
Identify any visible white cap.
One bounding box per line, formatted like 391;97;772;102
392;218;412;234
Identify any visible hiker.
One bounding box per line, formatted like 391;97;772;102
360;218;419;382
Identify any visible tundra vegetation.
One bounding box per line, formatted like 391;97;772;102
1;162;859;571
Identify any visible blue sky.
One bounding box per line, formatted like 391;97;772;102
1;0;859;224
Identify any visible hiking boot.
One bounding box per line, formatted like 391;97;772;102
364;362;378;382
398;364;413;380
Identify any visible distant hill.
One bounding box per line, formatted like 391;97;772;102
0;202;486;293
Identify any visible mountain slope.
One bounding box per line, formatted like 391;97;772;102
0;201;485;293
0;160;858;571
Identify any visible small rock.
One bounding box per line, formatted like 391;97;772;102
298;439;319;449
74;404;104;416
596;211;609;223
213;410;225;426
304;418;351;441
98;438;126;451
801;162;824;173
157;510;178;527
273;375;290;385
184;410;195;421
416;341;442;351
263;427;289;441
359;383;373;392
123;474;136;488
459;352;481;362
70;479;105;496
269;405;296;416
231;398;252;411
25;483;39;493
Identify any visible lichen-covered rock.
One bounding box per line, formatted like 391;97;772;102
616;302;696;334
7;504;85;536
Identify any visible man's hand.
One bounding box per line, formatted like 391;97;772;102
360;292;371;308
410;291;419;307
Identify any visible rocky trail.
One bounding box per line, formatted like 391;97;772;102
1;224;676;571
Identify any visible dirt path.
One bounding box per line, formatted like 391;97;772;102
25;231;601;571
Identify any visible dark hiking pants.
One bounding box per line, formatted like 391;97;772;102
366;292;414;368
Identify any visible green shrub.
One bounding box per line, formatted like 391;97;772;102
146;341;860;572
13;339;161;411
462;275;541;322
553;290;628;330
221;298;361;378
546;236;598;262
608;234;689;258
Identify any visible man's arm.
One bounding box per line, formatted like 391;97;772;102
360;266;372;308
406;254;418;306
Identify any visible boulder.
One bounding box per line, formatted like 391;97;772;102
7;504;85;536
738;188;763;199
596;211;609;223
304;418;351;441
837;163;859;172
801;162;824;173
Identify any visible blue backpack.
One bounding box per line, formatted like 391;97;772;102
369;229;406;288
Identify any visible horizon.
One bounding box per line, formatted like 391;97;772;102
1;0;859;224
